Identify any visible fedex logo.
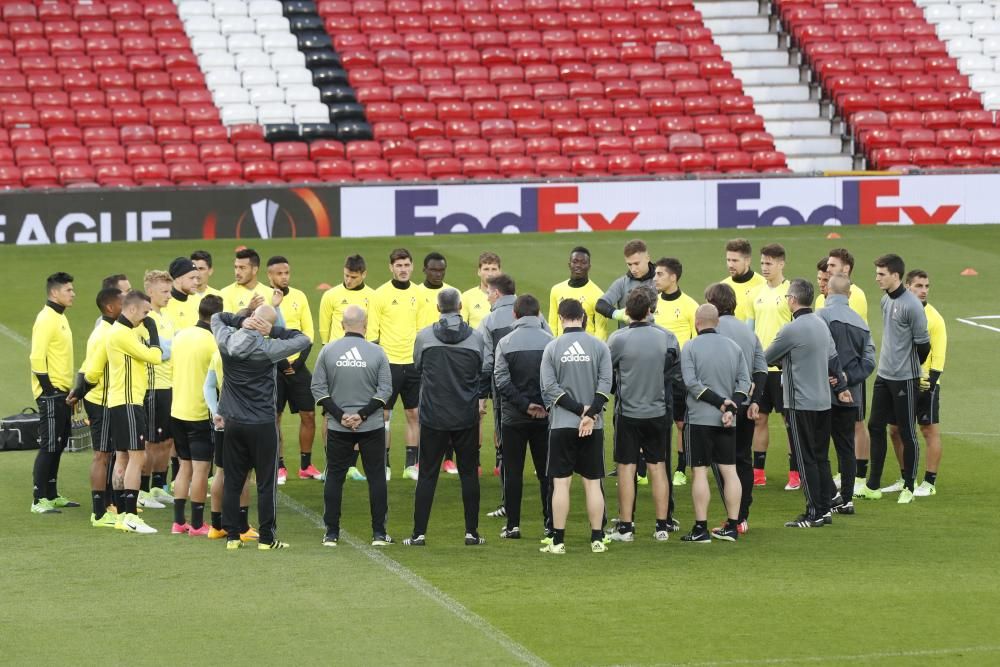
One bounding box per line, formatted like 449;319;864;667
395;187;638;235
718;180;960;227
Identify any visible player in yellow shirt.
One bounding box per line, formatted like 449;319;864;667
652;258;699;487
162;257;203;331
140;270;177;510
819;247;870;495
747;243;795;490
97;290;163;534
169;294;224;535
416;252;453;330
721;238;766;322
548;246;610;340
190;250;222;297
889;270;947;497
29;272;77;514
220;248;277;313
461;251;502;330
319;255;376;344
69;287;124;526
369;248;422;480
267;255;321;483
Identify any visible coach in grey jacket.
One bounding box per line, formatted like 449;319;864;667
595;239;656;330
211;306;310;548
493;294;554;539
765;279;850;528
681;304;750;542
407;288;486;546
312;306;393;546
818;276;876;513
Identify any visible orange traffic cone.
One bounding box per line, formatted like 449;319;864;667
960;268;979;276
316;283;332;290
826;232;841;239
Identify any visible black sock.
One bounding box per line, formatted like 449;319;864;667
590;529;603;542
553;528;565;545
124;489;138;515
91;491;106;519
211;511;223;530
113;489;124;512
140;475;151;493
278;457;286;470
789;453;797;472
617;521;633;534
351;450;360;467
727;518;739;530
900;468;906;481
656;519;670;532
405;446;417;468
300;452;311;469
239;506;250;533
753;452;766;469
104;489;112;509
174;498;187;525
676;451;686;472
857;459;869;478
46;475;59;500
925;471;937;485
695;520;708;531
191;502;205;529
152;471;166;490
170;456;180;481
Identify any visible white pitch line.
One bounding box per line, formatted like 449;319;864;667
278;492;549;667
956;317;1000;334
942;431;1000;438
0;322;28;347
612;643;1000;667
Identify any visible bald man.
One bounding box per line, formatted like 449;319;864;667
211;304;311;550
311;306;393;547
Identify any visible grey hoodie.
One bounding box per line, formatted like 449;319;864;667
540;328;613;430
414;312;485;430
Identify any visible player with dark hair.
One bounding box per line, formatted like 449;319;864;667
539;299;613;554
548;247;609;340
29;272;78;514
319;255;375;344
596;239;655;331
190;250;221;297
720;238;764;321
102;274;131;292
480;274;519;510
462;251;502;329
220;247;275;314
816;258;830;299
817;248;868;321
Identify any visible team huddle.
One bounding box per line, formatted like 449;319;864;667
27;237;947;552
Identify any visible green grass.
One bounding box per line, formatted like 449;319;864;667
1;226;999;666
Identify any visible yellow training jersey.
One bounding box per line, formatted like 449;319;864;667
548;279;610;340
148;310;175;390
750;280;791;371
653;291;699;348
417;282;454;329
318;283;375;343
461;286;490;330
923;303;947;380
219;281;273;313
104;319;162;408
815;284;868;324
277;286;314;363
722;271;766;322
211;349;224;385
197;286;222;297
369;280;421;364
81;317;115;405
162;290;202;331
170;322;217;422
29;303;74;398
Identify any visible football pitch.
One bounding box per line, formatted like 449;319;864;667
1;225;999;666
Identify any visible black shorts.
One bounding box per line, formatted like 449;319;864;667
614;415;669;465
213;428;225;468
757;371;784;415
388;363;420;410
110;404;147;452
671;393;687;424
855;381;867;422
36;393;71;453
276;367;315;414
171;417;214;462
144;388;172;442
547;427;605;479
84;399;113;453
686;424;735;467
917;385;940;426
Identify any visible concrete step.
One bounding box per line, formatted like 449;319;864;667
703;16;771;33
755;101;824;119
696;0;761;18
727;50;790;67
745;84;812;102
787;155;856;172
733;66;802;84
774;136;844;154
715;33;779;50
766;119;833;136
